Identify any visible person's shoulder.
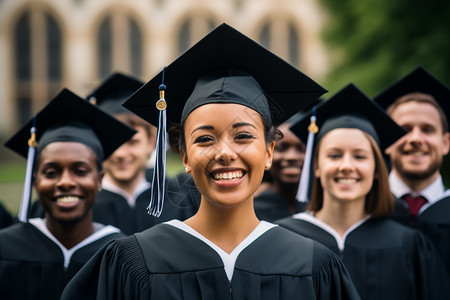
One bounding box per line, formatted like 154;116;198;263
269;225;314;244
367;217;419;237
275;215;301;226
420;195;450;222
0;222;46;259
265;225;342;262
95;233;143;262
273;226;349;274
95;189;125;202
275;213;314;235
370;218;433;246
0;221;31;238
0;202;13;229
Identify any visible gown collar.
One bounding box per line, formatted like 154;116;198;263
166;219;276;281
292;212;370;251
389;172;450;213
29;218;120;268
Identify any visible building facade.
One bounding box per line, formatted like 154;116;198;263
0;0;329;138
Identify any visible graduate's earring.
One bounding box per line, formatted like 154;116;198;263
185;166;191;173
265;162;271;170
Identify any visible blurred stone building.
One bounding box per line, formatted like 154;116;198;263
0;0;329;138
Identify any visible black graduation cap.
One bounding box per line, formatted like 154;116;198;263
284;97;324;129
292;83;406;151
373;66;450;118
87;72;143;115
291;83;407;202
4;88;137;222
123;23;327;127
123;23;327;217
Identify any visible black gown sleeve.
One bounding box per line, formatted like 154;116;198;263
61;236;151;300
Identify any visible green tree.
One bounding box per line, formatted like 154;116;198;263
319;0;450;97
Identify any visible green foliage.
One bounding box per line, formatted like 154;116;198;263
319;0;450;97
0;161;26;182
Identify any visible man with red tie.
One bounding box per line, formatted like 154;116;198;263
374;66;450;275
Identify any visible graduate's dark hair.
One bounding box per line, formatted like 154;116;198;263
386;92;448;133
308;132;393;218
168;114;282;156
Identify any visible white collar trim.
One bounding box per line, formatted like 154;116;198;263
389;172;450;213
166;219;276;281
102;176;150;207
292;212;370;251
29;218;120;268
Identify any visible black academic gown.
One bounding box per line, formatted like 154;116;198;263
93;173;200;235
254;189;307;222
0;221;124;300
277;216;450;300
61;223;360;300
0;202;13;229
391;195;450;274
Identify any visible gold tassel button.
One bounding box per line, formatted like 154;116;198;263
156;99;167;111
28;132;38;148
308;121;319;134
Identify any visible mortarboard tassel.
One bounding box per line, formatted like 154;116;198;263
296;106;318;203
18;117;38;223
148;67;168;217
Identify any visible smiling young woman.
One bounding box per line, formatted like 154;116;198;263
277;84;450;300
61;24;360;300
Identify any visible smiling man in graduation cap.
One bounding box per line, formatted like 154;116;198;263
374;66;450;275
0;88;136;300
277;83;450;299
61;23;360;299
27;73;161;233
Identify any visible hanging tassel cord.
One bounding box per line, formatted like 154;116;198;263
148;67;168;217
19;118;38;223
296;106;318;203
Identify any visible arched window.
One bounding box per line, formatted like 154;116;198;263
14;13;31;125
47;15;62;81
98;17;113;79
97;13;143;79
178;18;216;55
14;10;62;126
129;19;142;76
258;19;300;68
288;23;299;67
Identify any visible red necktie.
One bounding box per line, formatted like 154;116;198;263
402;195;427;220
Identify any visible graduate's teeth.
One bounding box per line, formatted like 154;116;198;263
411;152;425;156
56;196;80;204
213;171;243;180
337;178;356;184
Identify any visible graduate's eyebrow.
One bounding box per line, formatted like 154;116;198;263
190;122;256;136
190;125;214;136
232;122;256;129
